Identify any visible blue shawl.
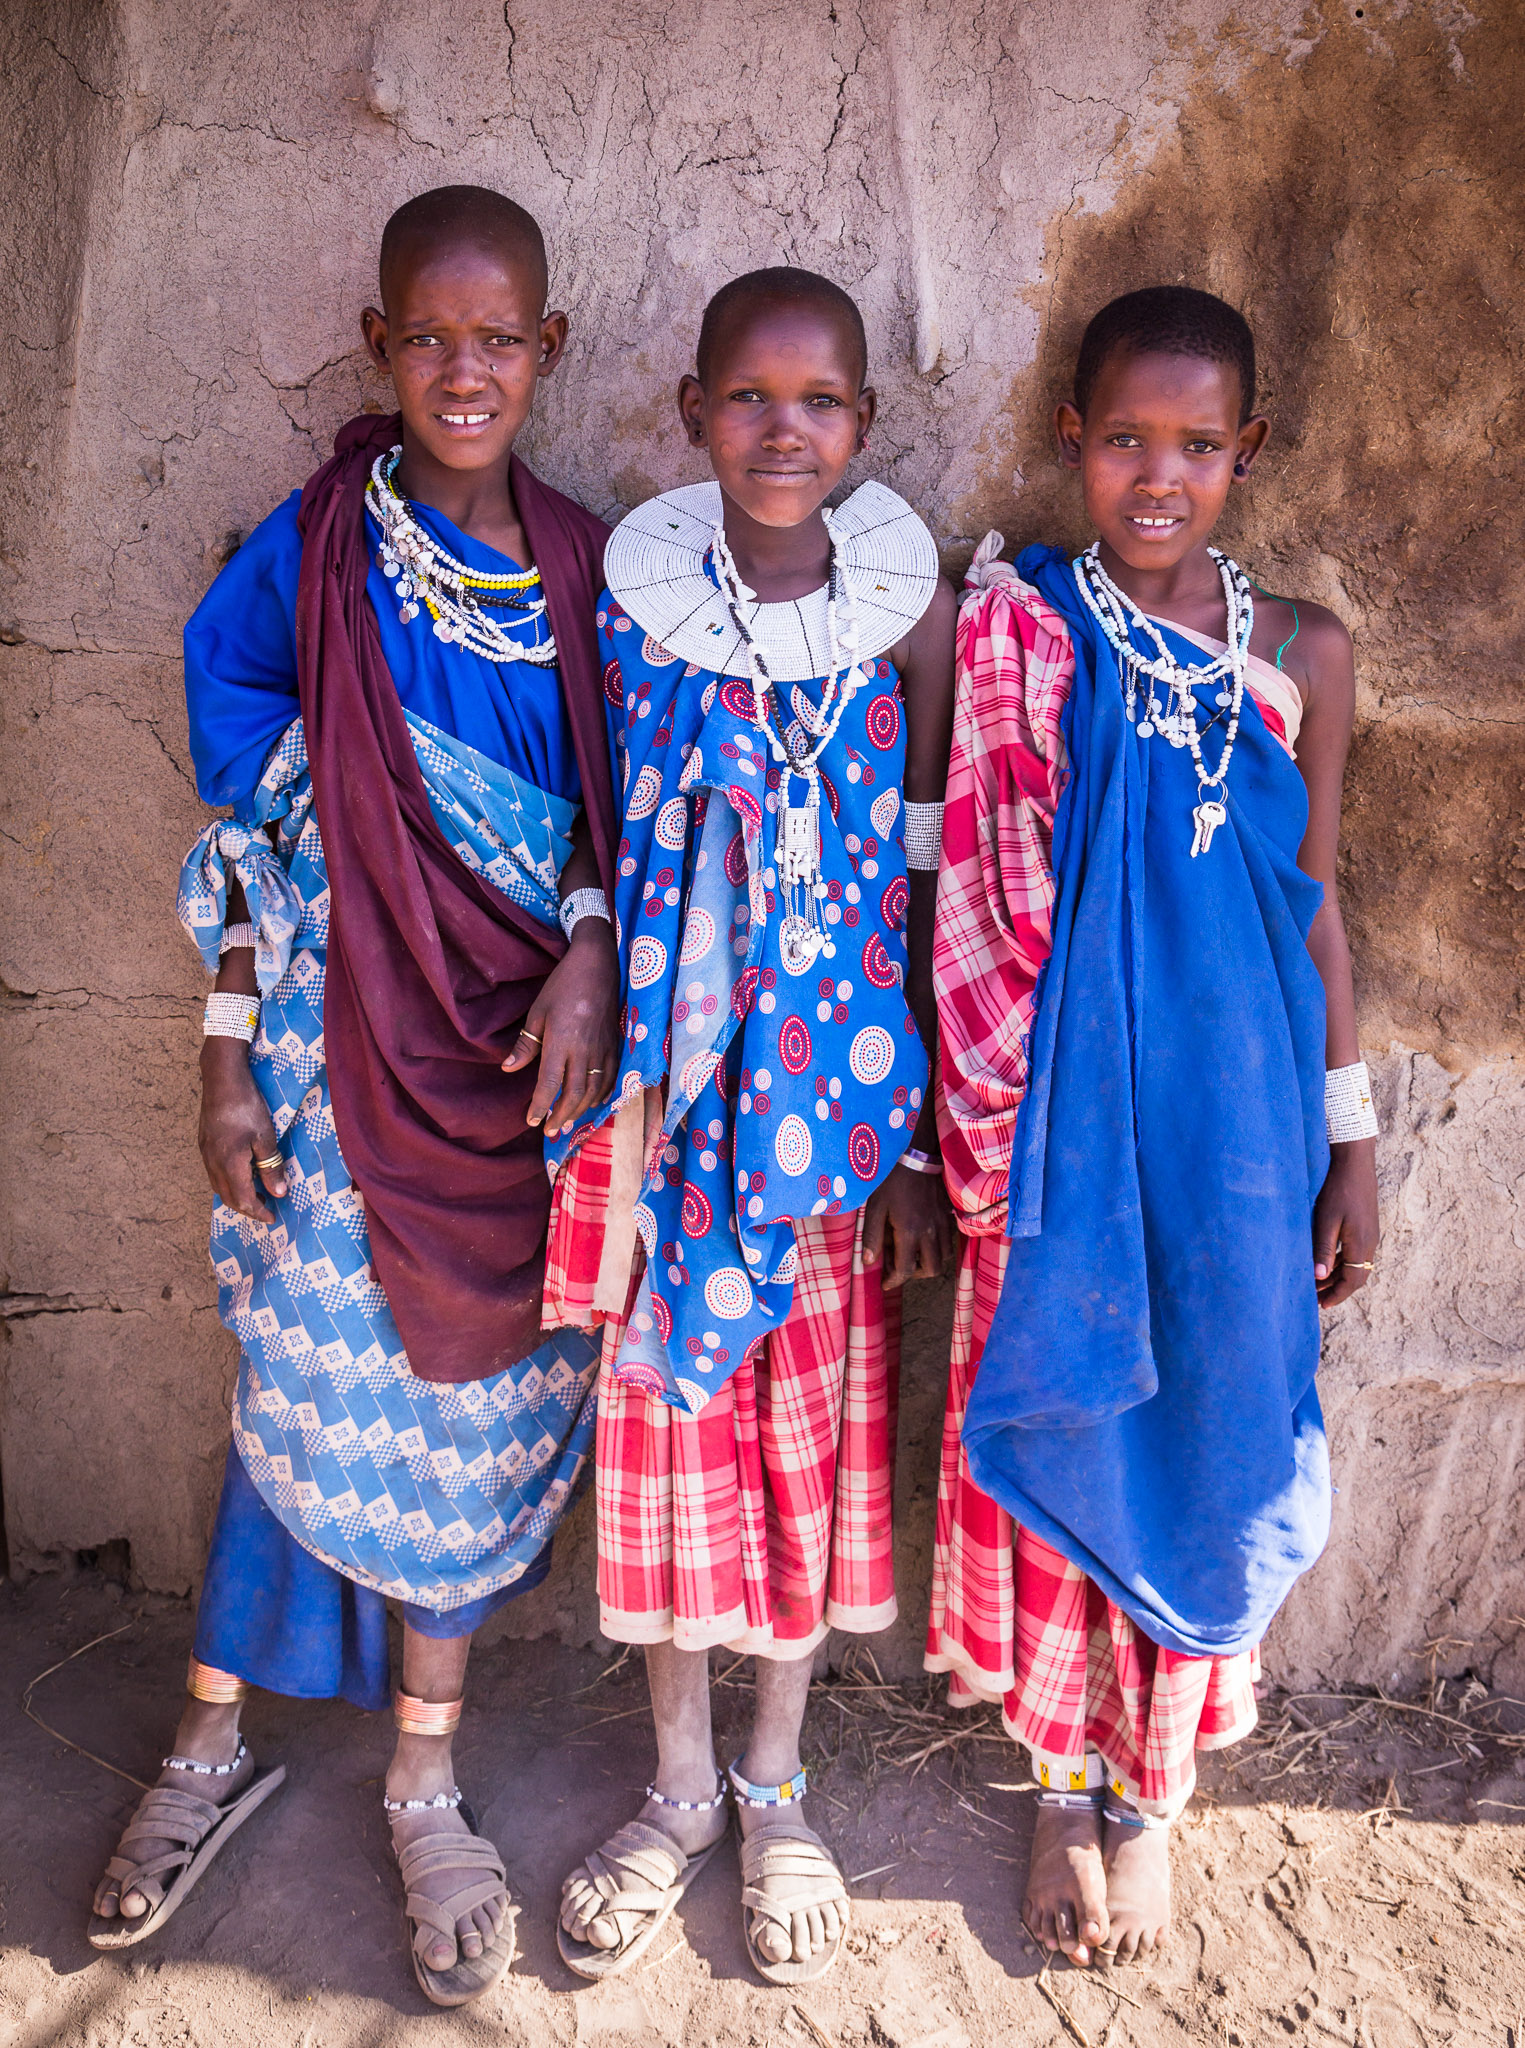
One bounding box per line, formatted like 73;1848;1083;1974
961;545;1332;1657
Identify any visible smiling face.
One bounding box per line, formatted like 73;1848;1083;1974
360;241;566;475
678;303;875;531
1055;349;1269;572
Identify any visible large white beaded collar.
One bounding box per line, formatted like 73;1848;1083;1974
602;479;939;683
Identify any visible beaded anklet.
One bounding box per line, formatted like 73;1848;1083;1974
728;1758;809;1808
645;1773;727;1813
162;1735;248;1778
383;1786;465;1815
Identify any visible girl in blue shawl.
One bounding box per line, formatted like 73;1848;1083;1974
89;188;620;2009
927;290;1379;1967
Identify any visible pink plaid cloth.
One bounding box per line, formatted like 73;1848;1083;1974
932;572;1073;1233
926;1235;1258;1818
927;568;1258;1818
596;1210;901;1660
543;1120;614;1332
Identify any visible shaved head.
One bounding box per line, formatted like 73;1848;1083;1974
696;267;868;390
379;184;548;311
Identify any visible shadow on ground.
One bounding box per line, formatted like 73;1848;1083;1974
2;1572;1523;2047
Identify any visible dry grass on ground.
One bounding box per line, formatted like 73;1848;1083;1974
2;1574;1523;2047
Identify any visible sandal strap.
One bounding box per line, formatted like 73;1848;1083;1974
572;1819;691;1913
738;1822;849;1928
395;1827;510;1956
99;1782;233;1898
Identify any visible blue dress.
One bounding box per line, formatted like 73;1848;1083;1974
179;491;597;1709
554;588;926;1412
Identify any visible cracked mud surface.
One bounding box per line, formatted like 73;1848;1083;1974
5;1574;1525;2047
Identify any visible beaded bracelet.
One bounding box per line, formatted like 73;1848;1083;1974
1326;1061;1378;1145
903;800;945;872
559;887;612;941
203;992;260;1043
219;922;257;954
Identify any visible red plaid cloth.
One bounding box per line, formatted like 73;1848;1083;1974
596;1210;900;1660
928;565;1259;1818
543;1120;615;1331
932;569;1073;1234
926;1206;1258;1818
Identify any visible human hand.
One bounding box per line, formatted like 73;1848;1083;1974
502;919;620;1137
1312;1139;1379;1306
862;1161;955;1289
199;1037;287;1224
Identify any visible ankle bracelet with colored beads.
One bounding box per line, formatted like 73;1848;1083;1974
728;1758;809;1808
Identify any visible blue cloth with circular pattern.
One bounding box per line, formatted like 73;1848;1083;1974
553;591;928;1416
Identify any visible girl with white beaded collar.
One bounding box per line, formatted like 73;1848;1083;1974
547;267;957;1985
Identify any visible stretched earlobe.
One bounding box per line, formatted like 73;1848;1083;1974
1233;460;1248;477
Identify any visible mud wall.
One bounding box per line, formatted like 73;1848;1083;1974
1;0;1520;1690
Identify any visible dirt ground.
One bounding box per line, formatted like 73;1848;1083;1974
3;1572;1524;2048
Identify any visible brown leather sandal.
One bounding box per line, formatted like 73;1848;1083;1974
391;1802;518;2008
558;1819;724;1980
88;1758;286;1949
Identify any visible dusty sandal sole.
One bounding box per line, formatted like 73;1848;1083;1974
87;1764;287;1950
557;1836;723;1981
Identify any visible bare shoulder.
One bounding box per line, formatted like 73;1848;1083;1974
897;571;959;680
910;571;960;647
1251;588;1352;709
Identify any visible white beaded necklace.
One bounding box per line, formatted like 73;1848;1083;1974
711;515;865;969
364;447;558;666
1073;542;1254;857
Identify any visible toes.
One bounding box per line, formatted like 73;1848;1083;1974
753;1916;791;1964
584;1912;620;1952
426;1934;458;1971
821;1900;842;1943
93;1886;120;1920
803;1906;826;1957
120;1889;149;1920
458;1916;484;1961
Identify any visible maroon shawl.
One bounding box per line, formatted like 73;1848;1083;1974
295;412;614;1383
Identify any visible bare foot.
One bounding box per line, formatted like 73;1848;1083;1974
1023;1798;1108;1967
92;1705;250;1924
1100;1810;1170;1963
560;1787;727;1952
735;1801;847;1968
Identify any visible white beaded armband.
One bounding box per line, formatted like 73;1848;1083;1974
203;992;260;1043
219;923;257;954
904;801;945;873
1326;1061;1378;1145
559;887;612;941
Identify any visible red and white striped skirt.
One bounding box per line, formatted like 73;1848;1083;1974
926;1233;1259;1819
595;1209;900;1661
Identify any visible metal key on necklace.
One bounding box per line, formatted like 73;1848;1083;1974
1190;798;1228;858
776;797;821;884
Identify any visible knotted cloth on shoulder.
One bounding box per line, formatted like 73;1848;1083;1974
294;412;614;1383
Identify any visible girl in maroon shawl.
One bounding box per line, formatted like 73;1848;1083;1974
89;188;618;2008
